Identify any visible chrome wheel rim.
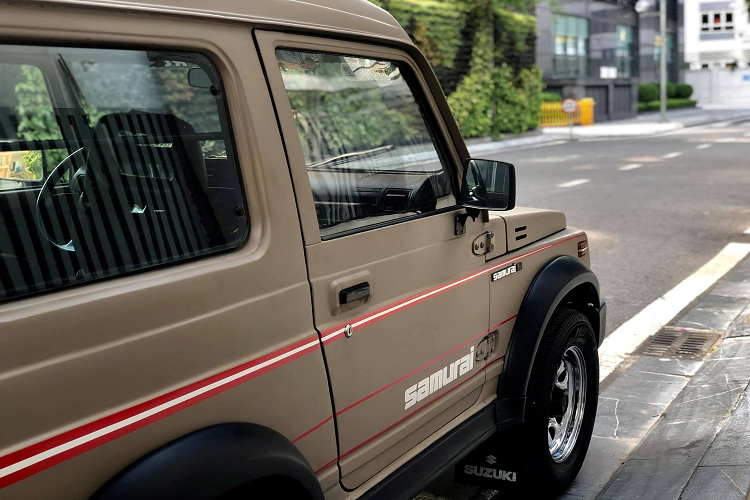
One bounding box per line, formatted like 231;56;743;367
548;344;587;463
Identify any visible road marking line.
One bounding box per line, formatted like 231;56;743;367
598;242;750;382
618;163;643;171
745;132;750;138
557;178;590;188
744;227;750;235
696;144;712;150
663;152;682;159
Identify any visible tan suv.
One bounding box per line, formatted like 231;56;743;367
0;1;605;499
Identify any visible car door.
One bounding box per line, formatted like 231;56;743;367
257;31;496;489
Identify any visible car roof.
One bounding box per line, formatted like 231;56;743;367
37;0;412;45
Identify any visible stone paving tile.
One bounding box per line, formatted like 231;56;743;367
726;303;750;338
690;337;750;387
600;369;689;407
593;398;661;442
597;458;696;500
681;465;750;500
664;382;746;420
675;295;750;331
626;355;703;377
556;482;600;500
701;390;750;467
571;436;634;488
710;279;750;299
629;416;724;461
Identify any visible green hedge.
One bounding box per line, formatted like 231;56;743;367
541;91;562;102
656;82;678;99
638;99;697;112
638;84;659;103
675;83;693;99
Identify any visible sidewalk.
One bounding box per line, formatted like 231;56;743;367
541;106;750;139
465;106;750;155
596;254;750;500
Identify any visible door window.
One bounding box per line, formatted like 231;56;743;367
0;44;248;302
275;49;456;238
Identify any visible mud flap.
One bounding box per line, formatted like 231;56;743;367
453;426;528;492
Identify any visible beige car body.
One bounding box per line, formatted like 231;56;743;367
0;1;603;499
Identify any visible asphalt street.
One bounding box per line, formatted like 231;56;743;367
489;118;750;335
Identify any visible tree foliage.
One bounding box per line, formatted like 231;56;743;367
13;65;65;179
375;0;544;138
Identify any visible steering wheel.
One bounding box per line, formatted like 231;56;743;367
35;148;86;252
467;162;488;205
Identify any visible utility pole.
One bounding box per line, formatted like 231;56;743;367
659;0;667;122
635;0;668;122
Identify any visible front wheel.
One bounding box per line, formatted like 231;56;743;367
523;307;599;497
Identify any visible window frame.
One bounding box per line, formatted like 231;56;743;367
703;11;734;32
0;42;251;303
255;32;464;244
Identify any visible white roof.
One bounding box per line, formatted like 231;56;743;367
39;0;412;44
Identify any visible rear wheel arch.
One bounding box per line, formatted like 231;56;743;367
498;255;601;401
90;423;324;500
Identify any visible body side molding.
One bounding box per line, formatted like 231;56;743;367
498;255;602;403
90;423;324;500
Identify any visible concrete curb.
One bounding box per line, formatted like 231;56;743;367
466;135;561;155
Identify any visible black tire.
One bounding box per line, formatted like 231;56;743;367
216;476;312;500
522;307;599;497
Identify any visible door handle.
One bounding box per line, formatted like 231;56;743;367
339;282;370;304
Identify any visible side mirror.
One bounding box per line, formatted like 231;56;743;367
461;158;515;211
187;67;213;89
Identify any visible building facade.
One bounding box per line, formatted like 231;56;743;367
536;0;682;122
684;0;750;69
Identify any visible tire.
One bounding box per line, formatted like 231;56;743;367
216;476;312;500
523;307;599;497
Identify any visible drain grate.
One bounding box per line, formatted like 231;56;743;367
638;327;723;360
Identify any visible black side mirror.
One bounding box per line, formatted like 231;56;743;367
461;158;515;211
187;67;212;89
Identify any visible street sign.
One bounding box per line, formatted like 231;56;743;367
561;98;578;114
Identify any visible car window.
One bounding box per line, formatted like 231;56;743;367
0;44;248;303
275;49;457;238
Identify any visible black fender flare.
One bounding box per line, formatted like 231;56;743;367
90;423;324;500
498;256;601;403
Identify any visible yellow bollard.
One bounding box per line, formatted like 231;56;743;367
578;98;595;126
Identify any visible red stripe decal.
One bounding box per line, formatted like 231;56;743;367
314;457;339;474
0;334;321;489
340;355;506;459
292;415;333;443
336;315;517;416
0;233;580;488
321;234;582;344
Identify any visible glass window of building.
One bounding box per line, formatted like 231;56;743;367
553;16;589;78
616;26;636;78
704;11;734;32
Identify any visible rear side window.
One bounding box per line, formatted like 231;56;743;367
275;49;457;238
0;45;248;302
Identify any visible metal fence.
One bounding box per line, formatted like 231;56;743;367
540;98;596;127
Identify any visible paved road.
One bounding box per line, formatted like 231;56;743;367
490;118;750;335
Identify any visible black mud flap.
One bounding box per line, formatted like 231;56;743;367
453;426;528;492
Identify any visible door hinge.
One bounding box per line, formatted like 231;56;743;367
475;332;497;361
472;231;496;256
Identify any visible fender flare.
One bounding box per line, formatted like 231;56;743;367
498;255;601;402
90;423;324;500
